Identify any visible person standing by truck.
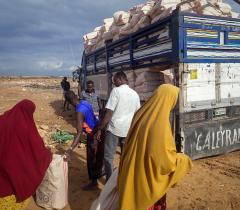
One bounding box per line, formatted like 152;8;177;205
61;77;71;111
118;84;192;210
96;71;140;181
81;80;101;117
65;91;104;190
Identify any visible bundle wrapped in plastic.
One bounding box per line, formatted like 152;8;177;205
135;80;163;93
102;31;113;41
103;17;114;26
111;24;121;36
135;70;164;86
113;11;131;26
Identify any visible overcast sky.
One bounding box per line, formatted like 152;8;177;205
0;0;239;76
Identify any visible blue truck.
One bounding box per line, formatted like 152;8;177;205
76;9;240;160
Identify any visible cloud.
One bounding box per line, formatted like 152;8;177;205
38;60;63;70
0;0;238;76
0;0;147;76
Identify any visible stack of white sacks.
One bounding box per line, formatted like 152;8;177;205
83;0;239;54
123;68;174;101
83;0;239;101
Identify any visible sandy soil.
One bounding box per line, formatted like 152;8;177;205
0;77;239;210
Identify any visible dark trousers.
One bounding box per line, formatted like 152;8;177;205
104;131;125;181
86;135;104;180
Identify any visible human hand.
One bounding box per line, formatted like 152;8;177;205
96;129;102;141
64;148;72;161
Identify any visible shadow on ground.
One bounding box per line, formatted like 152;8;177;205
50;99;76;128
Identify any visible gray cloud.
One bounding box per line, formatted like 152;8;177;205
0;0;239;76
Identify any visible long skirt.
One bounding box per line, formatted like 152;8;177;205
86;134;105;180
148;194;167;210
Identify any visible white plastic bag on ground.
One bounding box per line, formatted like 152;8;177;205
36;154;68;210
91;168;119;210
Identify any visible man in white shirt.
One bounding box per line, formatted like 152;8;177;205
96;71;140;180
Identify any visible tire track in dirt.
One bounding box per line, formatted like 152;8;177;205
202;157;240;179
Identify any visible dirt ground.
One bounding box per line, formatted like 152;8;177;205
0;77;239;210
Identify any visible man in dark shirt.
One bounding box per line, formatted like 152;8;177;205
61;77;71;111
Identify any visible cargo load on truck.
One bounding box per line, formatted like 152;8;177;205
83;0;239;54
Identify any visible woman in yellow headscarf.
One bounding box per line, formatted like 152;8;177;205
118;84;192;210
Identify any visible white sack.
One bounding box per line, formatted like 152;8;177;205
113;11;130;26
161;0;181;4
138;15;151;29
128;81;135;89
138;92;153;101
151;8;173;23
103;17;114;25
94;26;102;32
119;23;133;36
141;5;154;15
129;14;142;27
161;69;174;84
217;2;232;14
111;24;121;35
134;80;162;93
102;31;113;41
202;5;223;16
231;12;239;18
90;168;119;210
84;31;98;40
149;2;164;19
135;71;163;86
125;70;136;82
36;154;68;210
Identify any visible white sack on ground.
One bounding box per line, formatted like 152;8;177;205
36;154;68;210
